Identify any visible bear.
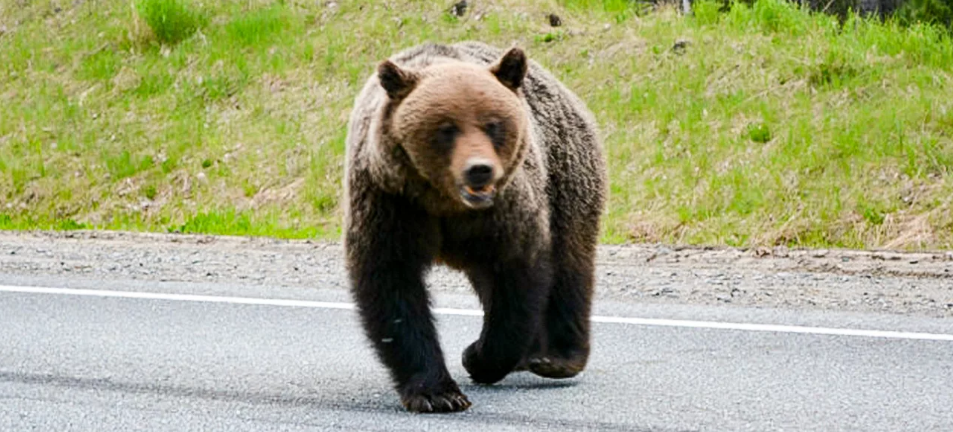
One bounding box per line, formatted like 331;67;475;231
343;41;607;413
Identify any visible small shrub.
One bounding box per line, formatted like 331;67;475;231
535;32;560;43
558;0;638;13
105;150;154;180
135;0;201;45
862;206;886;225
693;0;725;24
747;122;772;143
143;185;158;200
806;62;859;88
58;219;88;230
224;5;292;47
895;0;953;30
160;157;177;173
173;210;253;234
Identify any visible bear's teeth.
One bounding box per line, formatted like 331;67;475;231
464;185;495;195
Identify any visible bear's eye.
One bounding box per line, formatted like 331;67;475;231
484;121;506;149
432;123;458;152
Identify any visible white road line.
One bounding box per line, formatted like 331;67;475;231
0;285;356;310
2;284;953;342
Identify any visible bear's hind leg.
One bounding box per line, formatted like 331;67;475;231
527;246;596;379
462;257;552;385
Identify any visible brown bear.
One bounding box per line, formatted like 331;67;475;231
343;41;607;413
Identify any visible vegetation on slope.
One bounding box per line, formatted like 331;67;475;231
1;0;951;250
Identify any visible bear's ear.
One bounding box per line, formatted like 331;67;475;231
377;60;418;100
490;47;528;91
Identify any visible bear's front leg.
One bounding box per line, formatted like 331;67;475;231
353;262;470;413
462;257;552;384
346;193;470;413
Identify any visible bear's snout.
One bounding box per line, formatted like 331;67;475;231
458;158;500;209
464;162;494;189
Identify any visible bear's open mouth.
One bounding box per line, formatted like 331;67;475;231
460;184;496;208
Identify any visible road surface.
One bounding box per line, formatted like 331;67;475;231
1;231;952;431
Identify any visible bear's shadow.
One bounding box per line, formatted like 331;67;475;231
458;373;581;394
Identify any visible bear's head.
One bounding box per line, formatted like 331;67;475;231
377;48;530;210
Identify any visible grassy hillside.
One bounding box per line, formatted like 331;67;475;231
1;0;952;250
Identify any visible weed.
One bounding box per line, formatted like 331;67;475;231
135;0;202;45
747;123;772;143
143;185;158;200
224;4;293;47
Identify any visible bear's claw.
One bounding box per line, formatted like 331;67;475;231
400;380;472;413
401;391;471;413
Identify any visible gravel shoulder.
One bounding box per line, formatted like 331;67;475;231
1;230;951;318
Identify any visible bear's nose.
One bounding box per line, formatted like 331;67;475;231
464;163;494;188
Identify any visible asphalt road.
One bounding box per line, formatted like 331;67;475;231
2;275;952;432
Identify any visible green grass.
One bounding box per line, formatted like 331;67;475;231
1;0;952;250
134;0;202;45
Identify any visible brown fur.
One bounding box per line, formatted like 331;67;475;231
343;41;607;413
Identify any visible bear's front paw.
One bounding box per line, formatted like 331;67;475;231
462;343;512;385
399;375;471;413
